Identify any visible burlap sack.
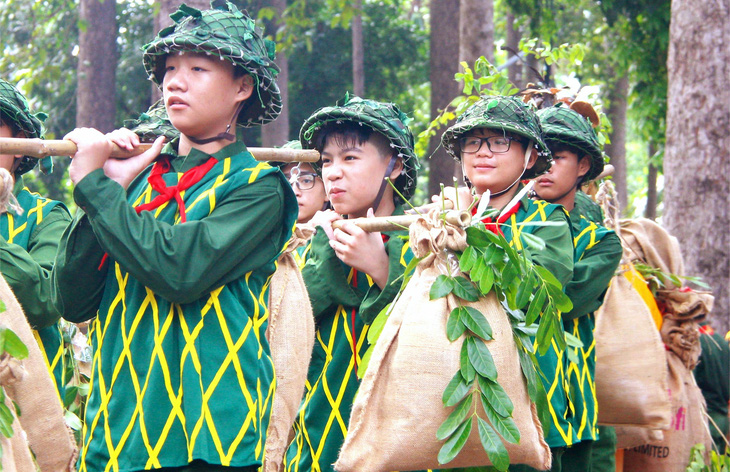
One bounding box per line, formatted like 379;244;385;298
620;218;714;324
335;210;550;472
594;183;671;428
614;427;664;450
0;273;77;471
0;392;37;472
594;265;671;428
623;351;713;472
263;225;316;472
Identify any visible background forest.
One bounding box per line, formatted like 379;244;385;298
0;0;727;329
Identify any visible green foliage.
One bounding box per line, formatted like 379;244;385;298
686;444;730;472
633;262;710;296
431;218;570;468
281;0;429;142
59;320;90;444
415;45;582;159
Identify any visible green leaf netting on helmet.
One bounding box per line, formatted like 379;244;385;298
537;103;605;182
125;99;180;142
299;93;420;201
0;78;50;175
441;95;552;180
143;2;281;127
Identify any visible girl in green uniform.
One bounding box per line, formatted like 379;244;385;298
535;103;623;472
284;95;419;472
52;4;297;471
0;78;71;399
438;95;576;471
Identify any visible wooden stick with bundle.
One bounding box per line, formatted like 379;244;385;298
0;137;320;163
332;208;471;233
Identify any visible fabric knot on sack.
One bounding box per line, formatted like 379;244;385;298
410;208;467;265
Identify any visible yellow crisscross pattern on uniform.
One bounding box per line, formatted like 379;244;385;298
566;217;601;440
288;268;371;472
80;158;276;471
6;193;64;400
4;189;52;242
80;267;273;471
505;200;574;445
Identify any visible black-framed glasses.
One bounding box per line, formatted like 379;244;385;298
288;170;318;190
458;135;516;154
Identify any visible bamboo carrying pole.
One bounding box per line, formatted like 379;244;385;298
0;137;320;163
332;209;471;233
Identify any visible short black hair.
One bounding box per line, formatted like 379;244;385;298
0;111;21;136
315;121;395;160
316;121;408;203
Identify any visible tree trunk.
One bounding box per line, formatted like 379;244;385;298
604;71;629;211
459;0;494;65
645;150;657;221
506;12;522;87
261;0;289;146
151;0;210;103
76;0;117;132
427;0;460;198
352;0;365;96
664;0;730;332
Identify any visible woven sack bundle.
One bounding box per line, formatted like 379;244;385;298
335;209;550;472
263;225;316;472
593;182;671;428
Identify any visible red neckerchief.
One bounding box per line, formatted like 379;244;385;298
472;201;521;236
134;155;218;222
97;155;218;271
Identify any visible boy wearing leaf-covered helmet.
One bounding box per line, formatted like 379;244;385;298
53;4;297;471
437;95;576;471
284;94;419;472
534;102;622;472
0;78;71;399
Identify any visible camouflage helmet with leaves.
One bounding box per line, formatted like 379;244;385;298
441;95;552;179
143;2;281;127
0;78;47;175
300;93;420;200
124;99;180;142
537;103;605;182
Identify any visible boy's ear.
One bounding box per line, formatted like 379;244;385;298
525;147;538;169
577;155;591;179
235;74;254;102
388;156;404;180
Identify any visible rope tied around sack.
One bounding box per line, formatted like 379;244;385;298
410;208;467;271
0;168;22;216
282;224;315;255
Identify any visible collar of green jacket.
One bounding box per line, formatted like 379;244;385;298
162;137;250;173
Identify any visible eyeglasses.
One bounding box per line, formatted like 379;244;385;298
287;170;318;190
458;135;517;154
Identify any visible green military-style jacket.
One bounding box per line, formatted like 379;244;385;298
1;178;70;397
53;140;297;472
498;192;576;448
285;206;412;472
563;203;621;443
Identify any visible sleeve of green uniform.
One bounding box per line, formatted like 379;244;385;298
530;207;574;288
301;230;342;318
563;232;622;321
71;168;287;305
52;210;109;323
0;205;70;328
359;234;410;324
